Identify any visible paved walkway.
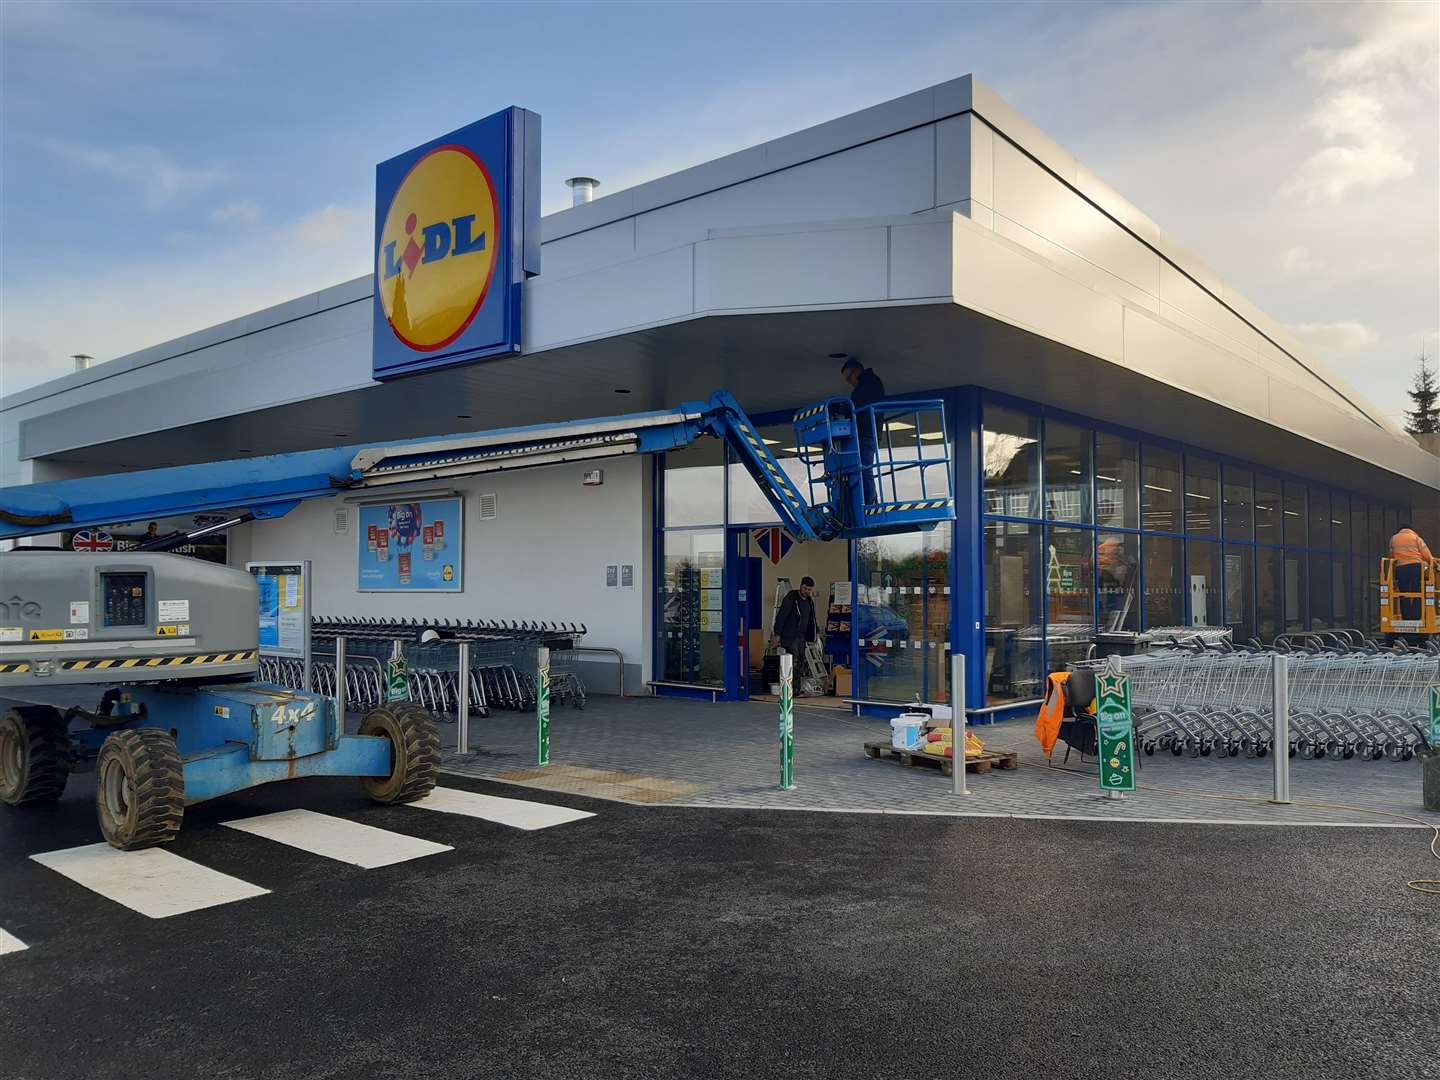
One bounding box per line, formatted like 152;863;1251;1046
440;695;1440;828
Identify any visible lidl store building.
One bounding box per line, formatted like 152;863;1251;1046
3;76;1437;715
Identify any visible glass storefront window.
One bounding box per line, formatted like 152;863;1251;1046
1224;544;1255;643
1189;540;1223;627
1330;494;1349;555
1254;474;1281;546
1096;433;1139;529
1046;526;1095;672
1185;457;1220;536
1284;551;1307;635
855;525;951;704
1257;546;1282;642
1309;552;1331;630
1349;501;1367;559
1331;557;1350;627
1223;466;1254;541
1141;445;1181;533
659;530;725;687
1097;531;1138;633
727;425;810;525
1353;554;1374;635
1283;481;1307;548
1309;489;1331;551
1368;503;1385;557
983;520;1042;704
664;441;725;527
1044;421;1091;523
1142;535;1184;628
983;405;1041;519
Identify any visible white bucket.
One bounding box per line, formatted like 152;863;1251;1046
890;715;926;751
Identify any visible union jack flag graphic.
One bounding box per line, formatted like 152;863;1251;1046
752;527;793;566
71;531;114;553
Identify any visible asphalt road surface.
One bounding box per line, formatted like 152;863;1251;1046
2;772;1435;1080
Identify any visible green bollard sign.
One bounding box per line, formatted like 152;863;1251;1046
1429;686;1440;749
386;644;409;703
779;653;795;790
1095;668;1135;794
537;646;551;767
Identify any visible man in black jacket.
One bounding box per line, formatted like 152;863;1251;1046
840;356;886;506
770;576;818;664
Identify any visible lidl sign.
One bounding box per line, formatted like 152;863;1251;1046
372;107;540;380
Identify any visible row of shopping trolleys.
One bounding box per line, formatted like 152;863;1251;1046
1076;631;1438;763
257;616;591;718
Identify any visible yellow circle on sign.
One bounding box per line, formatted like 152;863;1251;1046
377;145;499;351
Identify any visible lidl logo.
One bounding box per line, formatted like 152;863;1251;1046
377;144;499;352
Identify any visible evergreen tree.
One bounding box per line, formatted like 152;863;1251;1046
1405;350;1438;435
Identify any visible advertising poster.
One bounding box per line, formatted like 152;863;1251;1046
358;497;463;592
248;562;308;657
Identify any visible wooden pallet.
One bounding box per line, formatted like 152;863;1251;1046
863;740;1019;776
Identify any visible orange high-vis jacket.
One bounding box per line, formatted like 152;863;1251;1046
1035;671;1069;758
1390;528;1433;567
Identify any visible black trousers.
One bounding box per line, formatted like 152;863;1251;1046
1396;562;1422;620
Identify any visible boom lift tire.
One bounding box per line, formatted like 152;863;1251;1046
95;728;185;850
0;706;70;806
359;703;440;805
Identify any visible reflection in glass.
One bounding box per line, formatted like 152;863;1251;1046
1255;474;1281;546
1142;445;1181;533
983;406;1041;519
1097;531;1139;633
983;521;1042;704
1283;481;1307;548
1044;421;1091;523
1224;544;1255;643
1142;535;1184;628
1223;466;1253;541
664;441;725;527
1096;433;1139;529
1258;546;1281;642
1189;540;1222;627
660;531;724;686
1331;557;1349;627
1309;552;1331;630
1185;457;1220;536
854;523;951;704
1284;551;1307;634
1330;493;1349;555
1309;489;1330;551
1047;526;1095;672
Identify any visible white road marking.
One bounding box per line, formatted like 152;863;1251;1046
1;927;28;956
221;809;452;867
30;844;269;919
404;786;596;830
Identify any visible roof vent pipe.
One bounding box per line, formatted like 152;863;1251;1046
71;354;94;372
565;177;599;206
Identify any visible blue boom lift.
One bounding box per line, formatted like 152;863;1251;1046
0;390;952;848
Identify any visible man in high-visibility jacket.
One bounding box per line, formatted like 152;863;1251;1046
1390;523;1433;621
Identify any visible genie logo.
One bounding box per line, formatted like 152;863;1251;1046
376;144;499;352
1;596;42;621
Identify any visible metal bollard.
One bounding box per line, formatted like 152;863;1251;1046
779;652;795;790
333;635;347;745
1270;652;1291;805
537;645;551;766
456;640;471;756
952;652;969;796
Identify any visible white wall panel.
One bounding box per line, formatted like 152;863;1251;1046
992;212;1160;314
241;456;652;684
952;217;1124;364
524;246;695;351
991;138;1160;299
695;228;889;311
888;221;953;301
1122;307;1271;417
539;218;638;279
634;129;935;254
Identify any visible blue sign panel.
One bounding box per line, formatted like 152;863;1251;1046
357;497;464;592
372;107;540;380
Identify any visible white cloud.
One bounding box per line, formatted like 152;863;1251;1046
1281;246;1317;274
212;200;262;225
1285;320;1381;355
291;204;369;253
1285;5;1437;203
43;138;220;206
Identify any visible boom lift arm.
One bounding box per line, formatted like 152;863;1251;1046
1;390;953;543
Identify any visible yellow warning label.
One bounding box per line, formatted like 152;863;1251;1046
28;629;64;642
156;625;180;637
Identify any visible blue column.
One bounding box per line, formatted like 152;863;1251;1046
951;387;985;715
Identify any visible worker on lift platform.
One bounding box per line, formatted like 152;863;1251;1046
1389;522;1433;621
840;356;886;504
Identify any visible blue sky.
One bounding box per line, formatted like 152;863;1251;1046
2;1;1436;423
